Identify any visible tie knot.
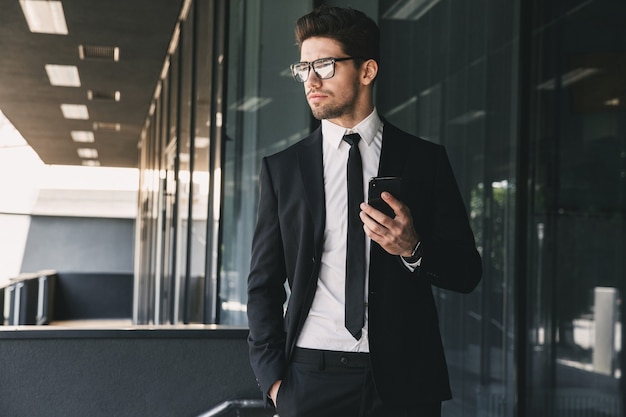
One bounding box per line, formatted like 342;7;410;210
343;133;361;147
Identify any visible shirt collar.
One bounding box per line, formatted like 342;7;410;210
321;109;383;149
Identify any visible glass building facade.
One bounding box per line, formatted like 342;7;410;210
134;0;624;415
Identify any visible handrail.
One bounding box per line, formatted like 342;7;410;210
196;398;269;417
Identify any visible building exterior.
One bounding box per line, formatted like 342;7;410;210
133;0;624;415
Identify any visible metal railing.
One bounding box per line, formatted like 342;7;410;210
196;399;274;417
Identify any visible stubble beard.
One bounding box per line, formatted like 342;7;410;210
310;100;351;120
308;81;359;121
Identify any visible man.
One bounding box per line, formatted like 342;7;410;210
247;6;481;417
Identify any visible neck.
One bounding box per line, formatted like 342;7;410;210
328;104;374;129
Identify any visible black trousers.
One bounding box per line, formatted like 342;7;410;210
275;348;442;417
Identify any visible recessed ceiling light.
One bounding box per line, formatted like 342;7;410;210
82;160;101;167
195;137;210;148
45;64;81;87
537;68;601;90
382;0;441;21
77;148;98;159
60;104;89;120
19;0;68;35
71;130;95;143
232;96;272;112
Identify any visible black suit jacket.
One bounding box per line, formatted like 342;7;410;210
247;121;482;405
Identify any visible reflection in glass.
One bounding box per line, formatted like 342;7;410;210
527;0;625;415
219;0;310;325
378;0;519;414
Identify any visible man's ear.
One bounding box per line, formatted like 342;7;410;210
361;59;378;85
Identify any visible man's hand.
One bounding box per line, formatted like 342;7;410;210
360;191;419;256
269;379;282;407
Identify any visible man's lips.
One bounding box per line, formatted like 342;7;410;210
307;92;328;103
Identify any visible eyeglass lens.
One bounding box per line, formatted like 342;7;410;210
292;58;335;82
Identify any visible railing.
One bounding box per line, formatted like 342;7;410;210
196;399;272;417
4;271;57;325
0;284;5;325
2;270;134;326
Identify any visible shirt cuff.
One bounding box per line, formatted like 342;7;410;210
400;254;422;271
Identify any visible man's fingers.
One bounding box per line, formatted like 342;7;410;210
381;192;408;218
360;194;419;256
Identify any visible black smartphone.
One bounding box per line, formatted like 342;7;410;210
367;176;402;218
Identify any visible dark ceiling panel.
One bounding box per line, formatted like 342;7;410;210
0;0;184;168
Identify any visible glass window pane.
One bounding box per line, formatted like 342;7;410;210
378;0;519;415
220;0;311;325
189;1;211;324
176;11;194;323
527;1;625;415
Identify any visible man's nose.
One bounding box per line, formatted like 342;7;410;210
305;70;322;88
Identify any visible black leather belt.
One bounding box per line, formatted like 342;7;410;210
292;347;370;368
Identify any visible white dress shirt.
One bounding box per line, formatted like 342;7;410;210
296;109;383;353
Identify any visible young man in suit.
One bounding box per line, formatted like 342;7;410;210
247;6;482;417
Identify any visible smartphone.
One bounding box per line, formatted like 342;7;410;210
367;176;402;218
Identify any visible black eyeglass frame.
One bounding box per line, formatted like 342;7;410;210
289;57;365;82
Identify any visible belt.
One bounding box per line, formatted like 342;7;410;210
292;347;370;368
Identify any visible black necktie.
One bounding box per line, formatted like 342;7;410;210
343;133;366;340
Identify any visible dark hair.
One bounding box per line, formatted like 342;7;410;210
294;6;380;64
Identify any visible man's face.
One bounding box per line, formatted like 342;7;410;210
299;37;361;123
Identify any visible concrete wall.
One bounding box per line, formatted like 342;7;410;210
20;216;134;274
0;328;270;417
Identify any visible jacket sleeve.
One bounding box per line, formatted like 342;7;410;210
415;146;482;293
246;157;288;400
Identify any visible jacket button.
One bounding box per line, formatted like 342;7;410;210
340;356;349;365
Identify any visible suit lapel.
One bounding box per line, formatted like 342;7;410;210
297;127;325;257
377;122;409;177
371;122;411;266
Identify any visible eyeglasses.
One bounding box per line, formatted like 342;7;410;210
290;57;363;83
